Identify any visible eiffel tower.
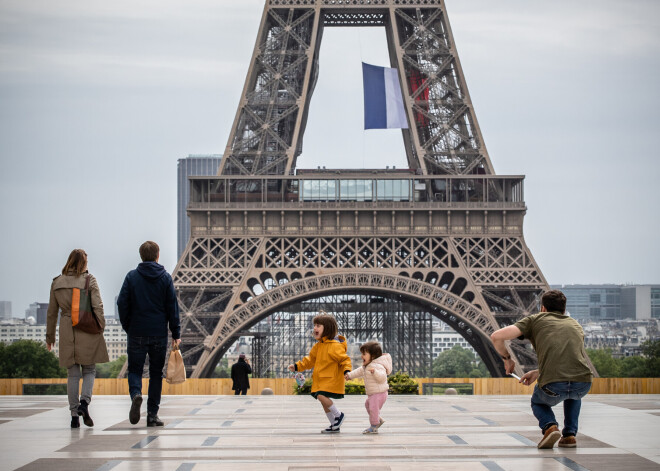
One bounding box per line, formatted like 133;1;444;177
174;0;549;378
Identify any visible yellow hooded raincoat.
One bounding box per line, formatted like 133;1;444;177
296;335;352;395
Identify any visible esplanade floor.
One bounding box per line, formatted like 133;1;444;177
1;394;659;471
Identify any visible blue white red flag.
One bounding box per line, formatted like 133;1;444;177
362;62;408;130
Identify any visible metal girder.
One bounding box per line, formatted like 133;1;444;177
218;0;494;176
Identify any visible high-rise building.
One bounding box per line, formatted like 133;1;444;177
177;155;223;259
621;285;660;320
0;301;11;319
24;302;49;325
551;284;660;321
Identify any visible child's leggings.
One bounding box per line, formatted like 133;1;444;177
365;391;388;425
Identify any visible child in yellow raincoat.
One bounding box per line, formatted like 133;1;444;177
288;312;352;433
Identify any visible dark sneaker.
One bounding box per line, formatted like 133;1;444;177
77;400;94;427
321;426;340;434
71;416;80;428
333;412;345;428
558;435;577;448
538;425;561;449
147;414;164;427
129;394;143;425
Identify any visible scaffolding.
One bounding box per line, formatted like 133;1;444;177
242;294;433;378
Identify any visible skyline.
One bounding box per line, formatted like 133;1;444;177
0;0;659;315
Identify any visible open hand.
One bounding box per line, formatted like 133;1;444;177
288;364;295;372
520;369;539;386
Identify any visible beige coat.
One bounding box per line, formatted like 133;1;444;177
47;272;109;368
346;353;392;395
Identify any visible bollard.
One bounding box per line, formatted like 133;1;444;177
444;388;458;395
261;387;274;395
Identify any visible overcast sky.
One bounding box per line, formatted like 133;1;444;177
0;0;658;318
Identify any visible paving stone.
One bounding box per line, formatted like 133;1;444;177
1;394;659;470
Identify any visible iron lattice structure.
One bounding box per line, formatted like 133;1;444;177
170;0;554;378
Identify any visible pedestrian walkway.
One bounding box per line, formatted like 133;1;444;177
1;394;659;470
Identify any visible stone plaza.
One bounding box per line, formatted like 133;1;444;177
1;393;659;470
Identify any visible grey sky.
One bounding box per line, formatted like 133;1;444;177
0;0;658;317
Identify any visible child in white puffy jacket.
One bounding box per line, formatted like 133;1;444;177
345;341;392;434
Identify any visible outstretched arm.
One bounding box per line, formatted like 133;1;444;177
490;325;522;375
345;366;364;380
293;343;318;372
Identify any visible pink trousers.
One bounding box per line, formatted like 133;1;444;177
365;391;388;426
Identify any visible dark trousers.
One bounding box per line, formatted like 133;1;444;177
234;388;247;396
127;336;168;415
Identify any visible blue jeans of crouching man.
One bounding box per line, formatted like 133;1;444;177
127;336;168;416
531;381;592;437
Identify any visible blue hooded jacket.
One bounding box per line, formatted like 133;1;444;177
117;261;180;339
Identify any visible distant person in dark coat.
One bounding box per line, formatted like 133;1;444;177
231;354;252;395
117;241;181;427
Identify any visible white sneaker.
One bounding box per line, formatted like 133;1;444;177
321;426;340;434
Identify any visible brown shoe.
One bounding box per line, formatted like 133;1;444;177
558;435;577;448
538;425;561;449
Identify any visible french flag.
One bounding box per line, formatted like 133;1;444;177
362;62;409;130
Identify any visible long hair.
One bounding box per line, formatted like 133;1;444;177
62;249;87;277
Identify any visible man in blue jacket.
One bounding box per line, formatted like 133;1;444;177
118;241;181;427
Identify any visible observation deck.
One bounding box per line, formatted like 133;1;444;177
187;170;526;237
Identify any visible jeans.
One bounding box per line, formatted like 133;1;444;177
365;392;388;426
127;336;168;415
531;381;591;437
67;364;96;417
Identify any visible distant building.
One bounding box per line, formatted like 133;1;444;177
0;320;59;355
25;302;49;325
177;155;223;259
0;301;11;319
551;284;660;321
431;320;476;359
621;285;660;320
0;318;127;361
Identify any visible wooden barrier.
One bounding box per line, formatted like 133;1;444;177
1;377;659;396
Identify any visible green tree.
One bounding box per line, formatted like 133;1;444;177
96;355;127;378
432;345;490;378
620;355;647;378
0;340;66;378
640;340;660;377
586;348;621;377
213;357;231;378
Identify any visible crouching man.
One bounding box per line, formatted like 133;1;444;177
490;290;593;449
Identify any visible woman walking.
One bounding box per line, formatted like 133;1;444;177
46;249;109;428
